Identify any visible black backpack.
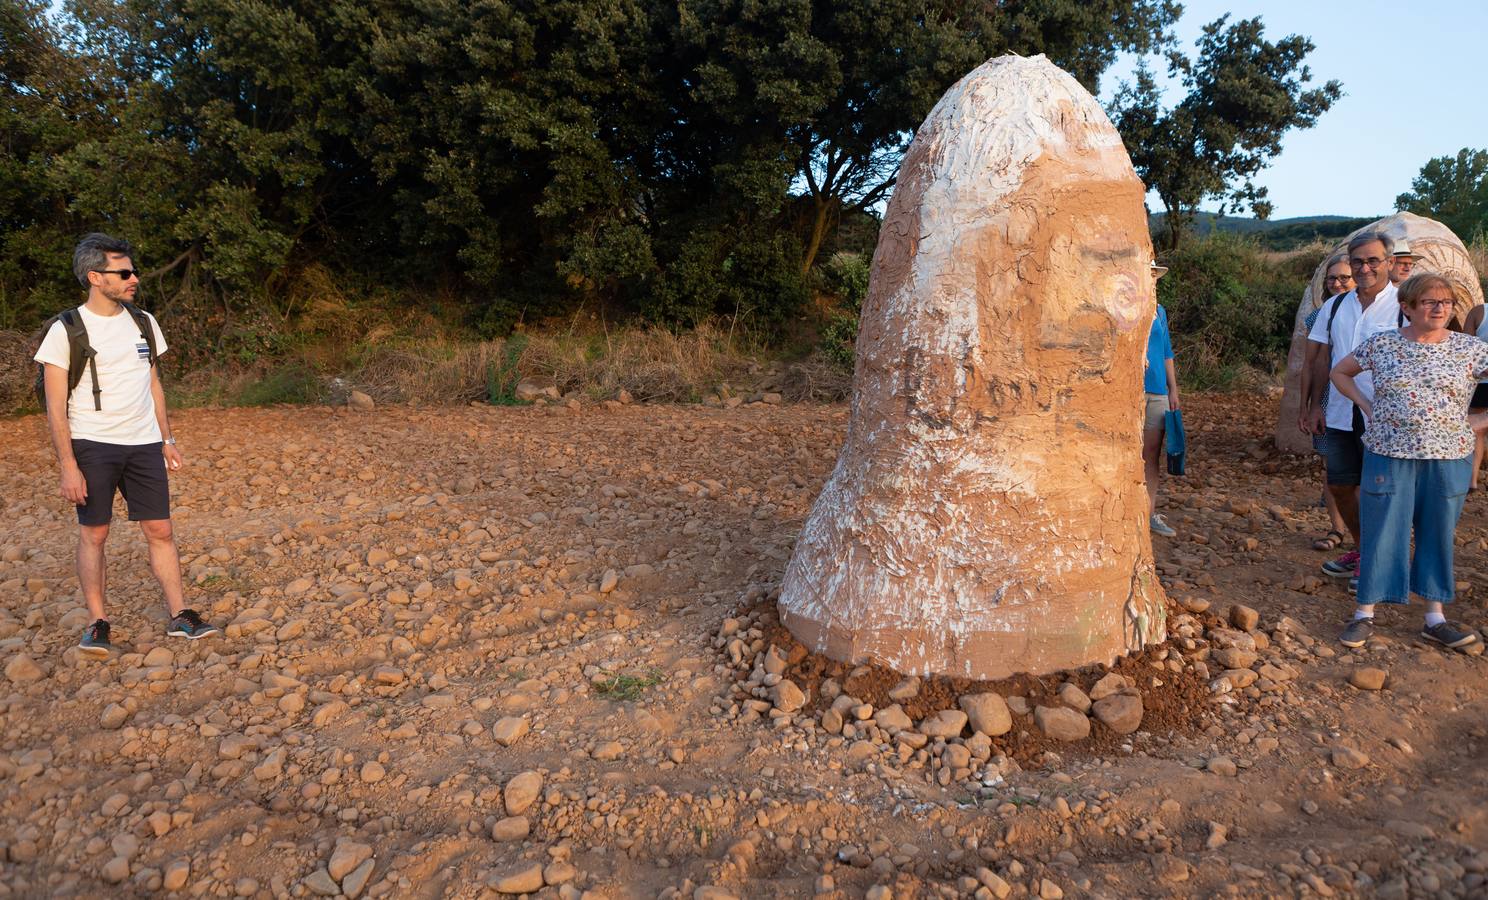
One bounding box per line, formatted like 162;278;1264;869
33;303;158;412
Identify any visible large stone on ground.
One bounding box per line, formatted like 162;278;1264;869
777;54;1165;680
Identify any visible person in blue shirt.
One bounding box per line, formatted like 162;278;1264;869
1143;262;1180;537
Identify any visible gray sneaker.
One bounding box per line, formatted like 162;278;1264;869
1420;621;1479;650
1339;617;1374;648
1149;514;1177;538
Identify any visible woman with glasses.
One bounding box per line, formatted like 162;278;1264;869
1330;273;1488;650
1298;254;1355;551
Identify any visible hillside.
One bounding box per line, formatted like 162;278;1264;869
1150;212;1378;250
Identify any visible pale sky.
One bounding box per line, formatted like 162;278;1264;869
1100;0;1488;219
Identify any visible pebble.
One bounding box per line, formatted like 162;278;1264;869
887;677;920;701
1349;667;1388;690
488;862;545;894
162;859;190;891
1056;683;1091;713
1092;693;1143;734
1331;746;1370;770
772;679;805;713
4;653;43;684
492;717;530;746
1087;673;1129;701
1206;822;1228;850
342;858;375;899
360;761;386;783
328;841;373;882
102;856;130;883
504;770;543;815
100;702;129;730
592;740;625;761
304;869;340;896
1033;705;1090;741
1206;756;1238;777
1229;604;1260;631
919;709;968;739
873;705;912;732
959;692;1012;736
491;816;530;841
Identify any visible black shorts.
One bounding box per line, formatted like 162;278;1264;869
1472;383;1488;409
72;439;170;526
1322;407;1367;487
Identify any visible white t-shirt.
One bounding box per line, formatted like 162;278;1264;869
33;305;169;445
1306;283;1400;431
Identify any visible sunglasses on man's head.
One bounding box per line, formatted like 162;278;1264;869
94;268;140;280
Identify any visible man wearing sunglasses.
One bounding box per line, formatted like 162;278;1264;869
33;233;218;658
1303;231;1402;591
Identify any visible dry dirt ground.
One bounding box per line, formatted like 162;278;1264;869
2;394;1487;900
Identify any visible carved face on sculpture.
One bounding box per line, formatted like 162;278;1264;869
1022;170;1153;380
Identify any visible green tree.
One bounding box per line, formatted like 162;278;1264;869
1396;148;1488;242
0;2;107;324
792;0;1180;274
1110;15;1341;249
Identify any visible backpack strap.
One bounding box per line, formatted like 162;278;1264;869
57;309;102;411
120;302;158;366
1324;292;1346;348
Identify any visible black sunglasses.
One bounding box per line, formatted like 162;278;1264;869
95;268;140;280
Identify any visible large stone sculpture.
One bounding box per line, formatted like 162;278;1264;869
1274;212;1484;454
778;55;1166;681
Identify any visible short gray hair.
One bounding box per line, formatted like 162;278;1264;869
1325;252;1349;270
1346;231;1395;258
73;233;135;287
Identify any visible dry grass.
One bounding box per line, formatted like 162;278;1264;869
349;323;775;405
1469;235;1488;298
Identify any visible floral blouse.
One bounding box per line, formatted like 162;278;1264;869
1353;330;1488;459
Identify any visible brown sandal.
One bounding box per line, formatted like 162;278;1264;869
1312;530;1345;551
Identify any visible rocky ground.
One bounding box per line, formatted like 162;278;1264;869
1;393;1487;899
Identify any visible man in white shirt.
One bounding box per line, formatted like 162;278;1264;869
34;233;219;657
1300;232;1401;587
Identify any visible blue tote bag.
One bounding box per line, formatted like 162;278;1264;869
1165;409;1187;476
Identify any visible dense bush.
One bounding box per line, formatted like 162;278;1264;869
1158;233;1324;388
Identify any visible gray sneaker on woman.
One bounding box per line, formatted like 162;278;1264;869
1339;617;1374;648
1421;621;1479;649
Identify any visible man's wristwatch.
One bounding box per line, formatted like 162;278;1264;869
164;437;177;446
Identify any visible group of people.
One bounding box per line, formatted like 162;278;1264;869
1297;231;1488;650
1148;231;1488;650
